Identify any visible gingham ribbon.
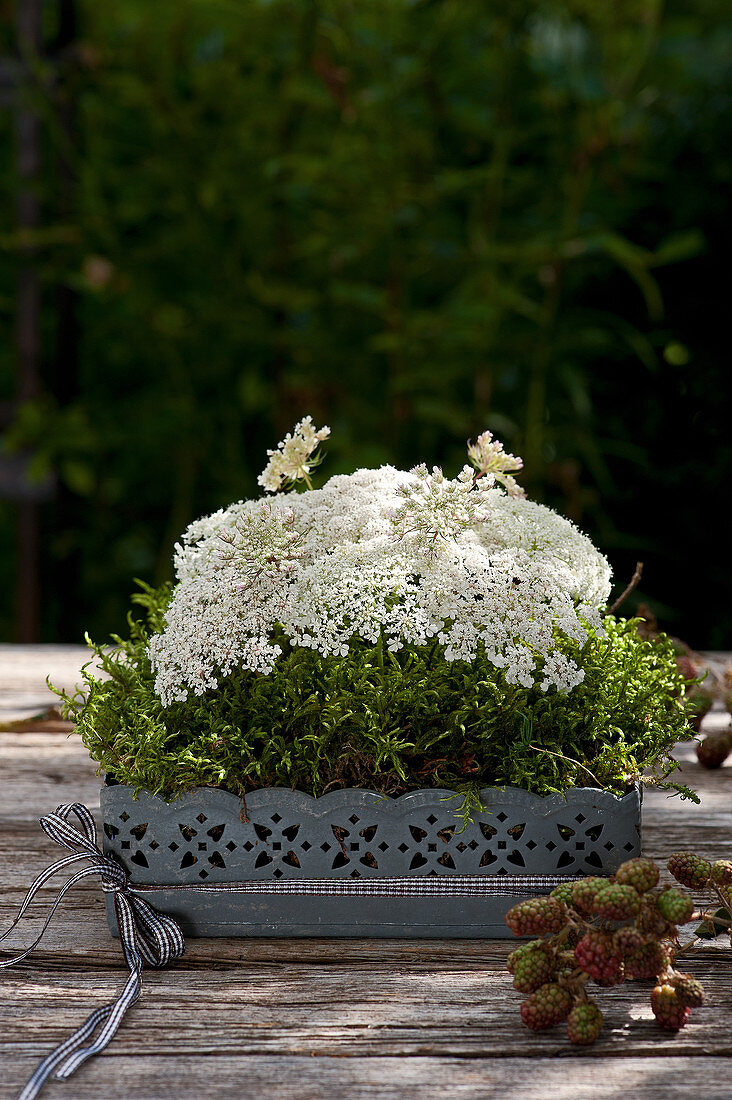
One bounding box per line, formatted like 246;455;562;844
134;873;581;897
0;803;185;1100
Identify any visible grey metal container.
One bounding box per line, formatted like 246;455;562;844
101;782;641;938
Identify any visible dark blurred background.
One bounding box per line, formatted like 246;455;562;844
0;0;730;647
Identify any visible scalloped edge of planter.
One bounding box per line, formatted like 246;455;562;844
101;781;641;938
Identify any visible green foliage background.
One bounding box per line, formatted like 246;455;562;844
1;0;730;645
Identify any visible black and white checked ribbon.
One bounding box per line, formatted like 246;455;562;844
133;873;580;898
0;803;185;1100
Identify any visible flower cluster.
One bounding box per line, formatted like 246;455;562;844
468;429;526;498
217;503;303;589
150;422;611;705
390;464;492;550
257;415;330;493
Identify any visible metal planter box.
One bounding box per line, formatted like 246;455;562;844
101;782;641;938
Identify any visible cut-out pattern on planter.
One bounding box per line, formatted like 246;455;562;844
101;784;641;886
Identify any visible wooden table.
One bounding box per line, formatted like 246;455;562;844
1;646;731;1100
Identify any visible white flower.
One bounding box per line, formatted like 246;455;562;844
468;429;526;498
257;416;330;493
149;427;612;706
390;464;492;551
218;502;303;589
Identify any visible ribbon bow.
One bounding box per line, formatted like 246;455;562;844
1;803;185;1100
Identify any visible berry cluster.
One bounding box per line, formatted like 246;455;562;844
505;851;732;1045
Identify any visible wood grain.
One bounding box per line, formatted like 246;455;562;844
3;1056;732;1100
1;646;731;1100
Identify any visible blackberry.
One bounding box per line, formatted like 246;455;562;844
505;896;567;937
612;926;644;960
520;983;573;1031
507;941;557;993
672;974;705;1008
574;931;622;984
571;877;607;917
614;857;659;895
656;888;694;926
675;655;697;682
696;730;732;769
710;860;732;887
594;963;626;988
625;941;672;981
651;984;691;1031
592;883;641;921
567;1001;603;1046
549;881;577;907
667;852;711;889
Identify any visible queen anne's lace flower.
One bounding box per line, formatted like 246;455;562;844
391;464;493;551
468;429;526;498
218;502;303;589
257;416;330;492
150;423;612;705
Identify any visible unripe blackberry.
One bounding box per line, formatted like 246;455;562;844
625;941;672;981
651;984;691;1031
549;881;577;907
656;888;694;925
696;729;732;768
567;1001;603;1045
672;974;705;1008
614;857;659;894
505;896;567;937
574;931;622;983
571;877;607;917
612;925;644;959
507;941;557;993
507;939;538;974
594;963;626;988
710;860;732;887
592;883;641;921
520;983;573;1031
667;852;712;890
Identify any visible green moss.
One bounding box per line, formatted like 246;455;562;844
55;583;695;803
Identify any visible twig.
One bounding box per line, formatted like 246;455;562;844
609;561;644;614
528;744;602;788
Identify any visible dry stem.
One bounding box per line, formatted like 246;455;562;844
609;561;644;614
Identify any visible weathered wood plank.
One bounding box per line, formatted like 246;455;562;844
2;1055;732;1100
0;644;91;722
1;960;730;1054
